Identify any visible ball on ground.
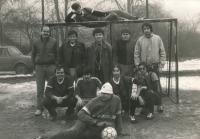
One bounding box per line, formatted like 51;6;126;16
101;127;117;139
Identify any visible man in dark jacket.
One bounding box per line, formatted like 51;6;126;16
87;28;112;83
65;3;139;23
31;25;60;116
42;65;77;120
60;30;87;81
113;28;136;77
37;82;129;139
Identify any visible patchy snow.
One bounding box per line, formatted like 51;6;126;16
163;58;200;71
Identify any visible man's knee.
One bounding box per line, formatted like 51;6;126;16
68;97;78;107
42;97;52;107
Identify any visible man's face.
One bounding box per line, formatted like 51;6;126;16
101;93;112;101
138;65;147;75
83;73;91;82
112;67;120;78
55;68;65;80
74;7;82;15
68;34;77;44
94;33;104;42
41;26;50;39
143;26;152;38
121;33;130;41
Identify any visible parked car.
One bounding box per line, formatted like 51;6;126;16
0;46;33;74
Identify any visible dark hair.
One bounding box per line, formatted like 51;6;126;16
55;65;64;73
71;3;81;11
138;62;147;68
121;27;131;34
92;28;104;36
82;66;92;75
142;22;153;32
68;30;78;37
41;25;50;32
111;64;122;75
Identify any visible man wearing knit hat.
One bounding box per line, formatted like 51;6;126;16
113;27;136;77
37;82;129;139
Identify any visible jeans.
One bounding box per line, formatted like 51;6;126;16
35;64;55;110
48;120;102;139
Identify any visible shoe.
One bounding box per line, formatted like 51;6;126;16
130;116;136;123
157;106;164;113
35;109;43;116
146;113;154;120
49;110;58;121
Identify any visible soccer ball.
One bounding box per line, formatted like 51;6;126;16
101;127;117;139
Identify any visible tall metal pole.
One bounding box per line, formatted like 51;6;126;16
42;0;44;26
146;0;149;19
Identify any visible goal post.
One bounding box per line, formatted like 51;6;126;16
46;18;179;103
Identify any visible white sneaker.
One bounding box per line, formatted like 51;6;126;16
146;113;154;120
130;116;136;123
35;109;43;116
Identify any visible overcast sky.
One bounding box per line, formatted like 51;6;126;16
163;0;200;20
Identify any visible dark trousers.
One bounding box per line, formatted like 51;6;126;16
94;69;105;83
48;120;102;139
35;65;55;110
130;89;156;116
147;65;163;104
42;96;77;116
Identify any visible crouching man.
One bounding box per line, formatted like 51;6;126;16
42;65;77;120
37;83;129;139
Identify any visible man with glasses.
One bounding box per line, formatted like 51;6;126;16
42;65;77;120
134;22;166;112
130;62;162;122
61;30;87;81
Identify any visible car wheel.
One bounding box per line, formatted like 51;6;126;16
15;64;28;74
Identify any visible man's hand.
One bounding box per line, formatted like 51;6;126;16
131;93;138;100
118;131;130;137
138;96;145;105
76;98;85;107
158;67;163;73
96;122;111;128
53;96;62;104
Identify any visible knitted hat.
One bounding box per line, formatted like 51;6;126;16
121;28;131;34
100;82;113;94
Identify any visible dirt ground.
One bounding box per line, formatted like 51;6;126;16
0;76;200;139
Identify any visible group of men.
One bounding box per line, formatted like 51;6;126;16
32;4;166;138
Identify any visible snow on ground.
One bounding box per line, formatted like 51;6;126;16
163;58;200;71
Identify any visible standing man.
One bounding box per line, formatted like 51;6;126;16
37;83;129;139
74;66;102;111
134;22;166;112
60;30;87;81
87;28;112;83
42;65;77;120
31;25;60;116
113;28;136;77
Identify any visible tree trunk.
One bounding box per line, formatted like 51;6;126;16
53;0;64;44
127;0;131;13
64;0;68;41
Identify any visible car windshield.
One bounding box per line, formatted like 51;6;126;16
9;47;22;55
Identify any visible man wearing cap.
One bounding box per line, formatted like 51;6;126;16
37;83;129;139
113;27;136;77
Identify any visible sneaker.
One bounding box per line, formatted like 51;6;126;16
146;113;154;120
35;109;43;116
49;110;58;121
157;106;164;113
130;116;136;123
